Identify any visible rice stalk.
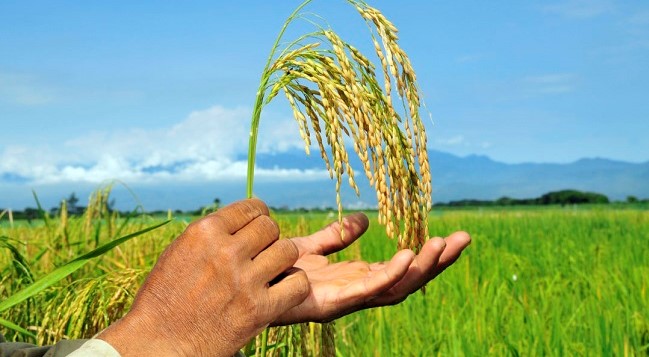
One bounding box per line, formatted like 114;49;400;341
321;321;336;357
247;0;431;252
37;269;145;345
0;236;34;285
246;2;431;354
0;185;171;341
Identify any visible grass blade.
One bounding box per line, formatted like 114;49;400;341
0;317;36;339
0;220;170;314
0;236;34;282
31;190;51;231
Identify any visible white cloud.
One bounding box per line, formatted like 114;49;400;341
523;74;574;84
523;73;577;94
256;112;307;154
436;135;465;146
543;0;613;19
344;200;376;210
456;54;485;64
433;136;492;151
628;11;649;26
0;105;327;185
0;72;57;105
474;73;579;104
64;106;250;165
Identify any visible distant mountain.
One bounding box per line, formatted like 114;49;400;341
252;149;649;205
3;150;647;211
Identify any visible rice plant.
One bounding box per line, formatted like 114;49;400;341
0;186;171;343
247;0;431;251
334;207;649;355
2;198;647;354
244;1;434;355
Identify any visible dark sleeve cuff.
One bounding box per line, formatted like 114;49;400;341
0;339;92;357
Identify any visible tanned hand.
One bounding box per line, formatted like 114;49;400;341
98;199;309;357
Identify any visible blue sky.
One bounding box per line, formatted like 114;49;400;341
1;0;648;209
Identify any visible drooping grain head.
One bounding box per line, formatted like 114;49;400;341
264;0;431;251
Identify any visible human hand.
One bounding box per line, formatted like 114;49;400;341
98;199;309;357
273;213;471;325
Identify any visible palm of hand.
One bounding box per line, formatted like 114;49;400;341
293;254;390;320
272;213;471;325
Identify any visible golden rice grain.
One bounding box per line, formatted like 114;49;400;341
253;0;432;251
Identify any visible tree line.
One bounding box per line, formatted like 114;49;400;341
435;189;647;207
2;189;648;221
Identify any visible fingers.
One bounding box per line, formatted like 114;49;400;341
293;254;329;271
291;212;369;257
366;238;446;306
370;232;471;307
234;214;280;258
368;231;471;307
267;267;310;318
435;231;471;272
252;239;300;282
340;249;415;304
210;198;269;234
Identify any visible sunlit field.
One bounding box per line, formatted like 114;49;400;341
1;195;648;355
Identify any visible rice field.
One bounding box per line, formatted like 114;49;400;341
1;197;648;356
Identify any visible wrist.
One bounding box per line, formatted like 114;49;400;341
97;313;188;357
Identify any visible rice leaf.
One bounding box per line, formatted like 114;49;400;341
31;190;51;231
0;236;34;282
0;220;170;314
0;317;36;339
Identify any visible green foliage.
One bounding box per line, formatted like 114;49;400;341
333;206;649;355
438;189;613;207
0;187;174;343
2;196;648;354
0;220;169;315
538;189;609;205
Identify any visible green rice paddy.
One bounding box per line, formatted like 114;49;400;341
1;199;647;355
